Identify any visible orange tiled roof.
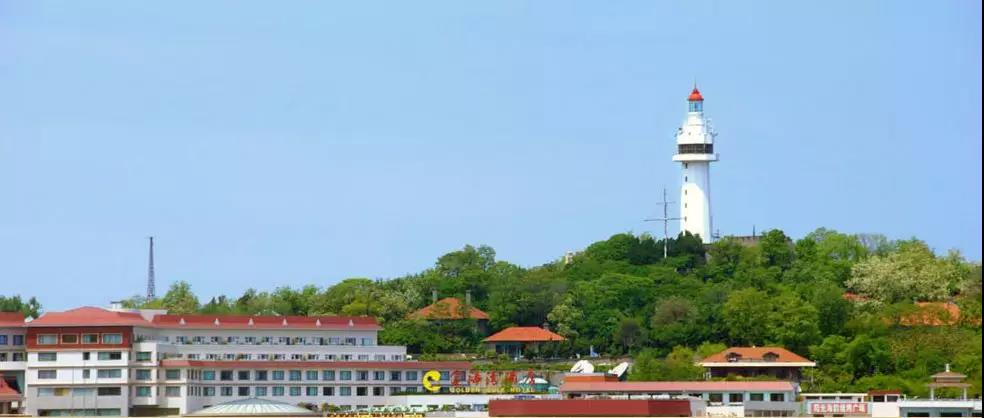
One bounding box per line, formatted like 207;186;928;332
409;297;489;320
0;312;25;327
484;326;565;343
0;375;23;401
28;307;150;327
701;347;813;364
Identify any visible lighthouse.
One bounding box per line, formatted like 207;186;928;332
672;86;718;243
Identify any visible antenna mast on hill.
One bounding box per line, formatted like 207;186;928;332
147;236;156;300
644;188;681;259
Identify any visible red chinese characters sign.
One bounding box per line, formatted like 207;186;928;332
809;402;868;415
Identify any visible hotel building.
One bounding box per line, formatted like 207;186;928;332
11;306;469;416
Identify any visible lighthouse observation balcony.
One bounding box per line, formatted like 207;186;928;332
673;143;718;162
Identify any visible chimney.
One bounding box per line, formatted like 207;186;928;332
431;289;438;304
465;290;472;306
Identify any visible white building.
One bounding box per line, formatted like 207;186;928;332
12;306;472;416
0;312;28;413
672;86;718;244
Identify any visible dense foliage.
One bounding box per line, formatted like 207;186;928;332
4;228;981;396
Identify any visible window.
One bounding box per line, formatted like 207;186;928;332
238;387;250;396
97;369;122;378
38;352;57;361
361;338;373;346
729;393;744;403
83;352;90;360
272;386;285;396
356;387;368;396
388;371;402;381
135;351;152;362
101;334;123;344
202;370;216;381
165;386;181;397
220;387;233;397
305;370;318;380
203;387;216;397
289;370;302;381
272;370;285;381
38;370;57;379
356;371;369;381
37;334;57;345
372;371;385;381
306;386;318;396
322;387;334;396
61;334;79;344
750;393;764;401
165;369;181;380
339;371;352;381
12;335;24;345
255;370;268;381
0;335;6;345
709;393;724;403
220;370;234;381
372;387;384;396
237;370;250;381
37;388;55;397
73;388;95;396
135;369;152;380
97;352;122;361
439;371;450;381
82;334;99;344
405;371;418;381
83;370;91;379
136;386;152;397
97;387;122;396
322;370;335;381
289;386;301;396
770;393;785;402
339;387;352;396
255;387;268;396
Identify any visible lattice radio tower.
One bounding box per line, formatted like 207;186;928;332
146;236;156;300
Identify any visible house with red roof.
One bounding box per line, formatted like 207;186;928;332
483;326;565;359
699;346;816;382
408;296;490;334
0;311;25;414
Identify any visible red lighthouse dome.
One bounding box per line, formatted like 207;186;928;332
688;87;704;102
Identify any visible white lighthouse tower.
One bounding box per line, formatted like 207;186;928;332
672;86;718;243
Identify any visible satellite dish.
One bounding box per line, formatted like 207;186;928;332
570;359;595;374
609;362;630;378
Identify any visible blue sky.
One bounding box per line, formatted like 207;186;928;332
1;1;981;311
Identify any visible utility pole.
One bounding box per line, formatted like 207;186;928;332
147;236;156;300
644;188;682;259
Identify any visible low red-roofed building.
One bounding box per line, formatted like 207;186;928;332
409;297;489;321
699;346;815;382
0;374;23;414
483;326;565;358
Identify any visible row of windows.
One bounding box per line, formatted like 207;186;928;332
677;143;714;154
184;385;419;398
192;369;423;382
36;351;123;362
0;352;26;362
706;393;786;403
37;369;124;379
162;352;403;362
152;335;375;346
0;334;25;345
36;333;123;345
37;387;122;397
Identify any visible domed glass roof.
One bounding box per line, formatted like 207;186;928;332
187;397;319;416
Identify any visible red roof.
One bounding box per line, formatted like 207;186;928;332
0;375;22;401
0;312;25;327
688;87;704;102
27;306;381;330
161;359;471;370
151;314;381;330
409;297;489;320
484;326;565;343
29;307;150;327
701;347;813;364
560;380;795;393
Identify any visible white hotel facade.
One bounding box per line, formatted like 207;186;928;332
3;306;470;416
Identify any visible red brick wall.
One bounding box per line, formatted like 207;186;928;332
26;326;133;350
